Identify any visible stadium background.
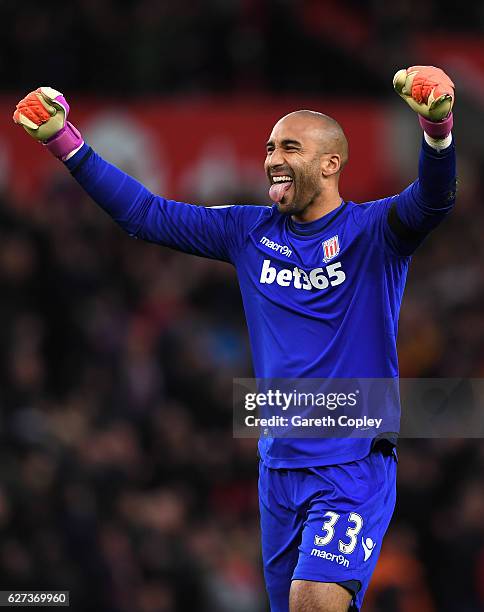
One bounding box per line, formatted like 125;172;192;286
1;1;483;610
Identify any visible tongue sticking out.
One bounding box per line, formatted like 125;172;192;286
269;181;292;203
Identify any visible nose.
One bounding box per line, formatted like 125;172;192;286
268;146;285;168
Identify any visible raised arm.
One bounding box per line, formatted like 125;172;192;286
12;87;265;263
390;66;456;246
64;144;257;262
358;66;457;256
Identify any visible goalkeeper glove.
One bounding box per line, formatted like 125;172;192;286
12;87;83;160
393;65;454;139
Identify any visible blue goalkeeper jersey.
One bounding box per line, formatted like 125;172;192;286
65;138;456;468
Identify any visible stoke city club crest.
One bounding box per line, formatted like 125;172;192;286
322;235;340;263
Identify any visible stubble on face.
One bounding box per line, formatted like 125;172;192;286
275;154;322;215
265;110;348;217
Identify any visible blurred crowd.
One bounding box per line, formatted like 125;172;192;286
1;1;484;611
3;0;484;96
0;144;481;611
0;179;263;611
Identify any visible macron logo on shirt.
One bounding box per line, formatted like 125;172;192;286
259;236;292;258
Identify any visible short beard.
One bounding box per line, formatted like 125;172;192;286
280;186;322;217
275;162;322;216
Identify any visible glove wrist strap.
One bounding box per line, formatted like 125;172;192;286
419;112;453;140
43;121;84;160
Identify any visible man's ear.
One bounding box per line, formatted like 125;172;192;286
321;153;341;177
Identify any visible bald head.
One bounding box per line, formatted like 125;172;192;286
274;110;349;170
264;109;349;218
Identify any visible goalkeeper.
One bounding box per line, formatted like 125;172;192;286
13;66;456;612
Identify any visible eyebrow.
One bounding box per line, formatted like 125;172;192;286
266;138;302;148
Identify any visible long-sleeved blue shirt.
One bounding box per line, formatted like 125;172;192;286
65;138;456;468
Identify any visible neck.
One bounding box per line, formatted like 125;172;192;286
291;189;342;224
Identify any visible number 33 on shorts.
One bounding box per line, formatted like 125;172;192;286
297;506;383;578
316;511;364;554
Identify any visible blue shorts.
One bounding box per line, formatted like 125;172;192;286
258;446;397;611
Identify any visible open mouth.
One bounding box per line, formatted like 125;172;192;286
269;175;294;203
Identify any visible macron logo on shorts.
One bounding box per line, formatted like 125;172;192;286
310;548;349;568
362;537;376;561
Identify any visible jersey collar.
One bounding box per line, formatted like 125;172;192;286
288;200;347;237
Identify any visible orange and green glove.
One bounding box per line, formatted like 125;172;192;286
13;87;83;160
393;65;454;139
